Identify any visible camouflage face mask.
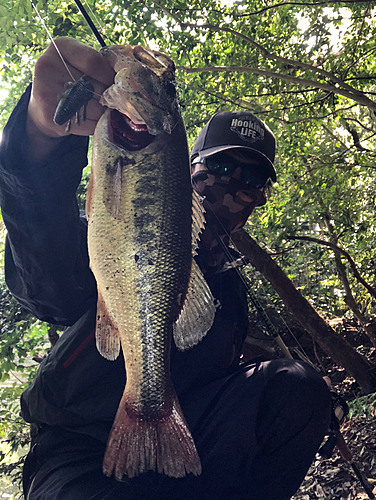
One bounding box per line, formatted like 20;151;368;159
191;170;266;235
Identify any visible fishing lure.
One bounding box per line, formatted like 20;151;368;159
53;76;95;132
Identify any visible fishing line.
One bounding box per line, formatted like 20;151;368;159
82;0;106;39
30;0;76;82
73;0;106;47
30;0;108;114
191;176;251;271
191;177;293;359
279;313;312;362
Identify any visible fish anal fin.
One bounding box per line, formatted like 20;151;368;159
102;391;201;479
95;293;120;361
173;259;216;351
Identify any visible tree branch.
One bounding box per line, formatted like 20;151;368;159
286;234;376;298
344;75;376;82
190;84;335;116
322;124;348;149
342;116;375;132
244;87;329;98
234;1;372;17
189;84;259;112
277;104;358;124
336;130;376;158
150;0;368;97
176;65;376;111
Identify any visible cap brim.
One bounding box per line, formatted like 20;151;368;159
193;145;277;182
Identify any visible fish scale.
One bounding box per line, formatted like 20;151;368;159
86;44;215;480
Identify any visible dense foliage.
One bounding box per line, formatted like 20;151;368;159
1;0;376;496
2;0;376;321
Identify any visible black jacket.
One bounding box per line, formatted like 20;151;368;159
0;87;249;441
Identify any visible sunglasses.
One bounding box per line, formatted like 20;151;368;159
192;153;271;189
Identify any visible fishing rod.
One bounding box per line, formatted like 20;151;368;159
72;0;106;47
205;213;293;360
319;394;375;499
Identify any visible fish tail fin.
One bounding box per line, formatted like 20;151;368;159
102;393;201;479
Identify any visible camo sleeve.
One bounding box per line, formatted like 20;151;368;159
0;85;97;325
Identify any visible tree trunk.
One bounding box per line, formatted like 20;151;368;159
232;229;376;394
334;252;376;347
324;217;376;347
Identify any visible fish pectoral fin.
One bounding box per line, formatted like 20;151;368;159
191;190;206;256
173;259;216;351
95;293;120;361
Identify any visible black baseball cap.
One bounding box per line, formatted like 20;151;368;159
191;111;277;182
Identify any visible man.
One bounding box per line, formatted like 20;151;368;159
0;37;330;500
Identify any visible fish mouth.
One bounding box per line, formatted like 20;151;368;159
109;109;155;151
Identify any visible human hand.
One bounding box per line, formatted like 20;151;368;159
28;37;115;138
26;37;115;162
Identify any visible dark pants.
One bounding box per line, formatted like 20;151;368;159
23;359;331;500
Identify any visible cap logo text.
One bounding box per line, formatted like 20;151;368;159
230;118;265;143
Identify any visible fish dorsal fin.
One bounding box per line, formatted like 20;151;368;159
173;258;216;351
191;190;206;255
95;292;121;361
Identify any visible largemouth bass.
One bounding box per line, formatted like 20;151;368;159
86;45;216;480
